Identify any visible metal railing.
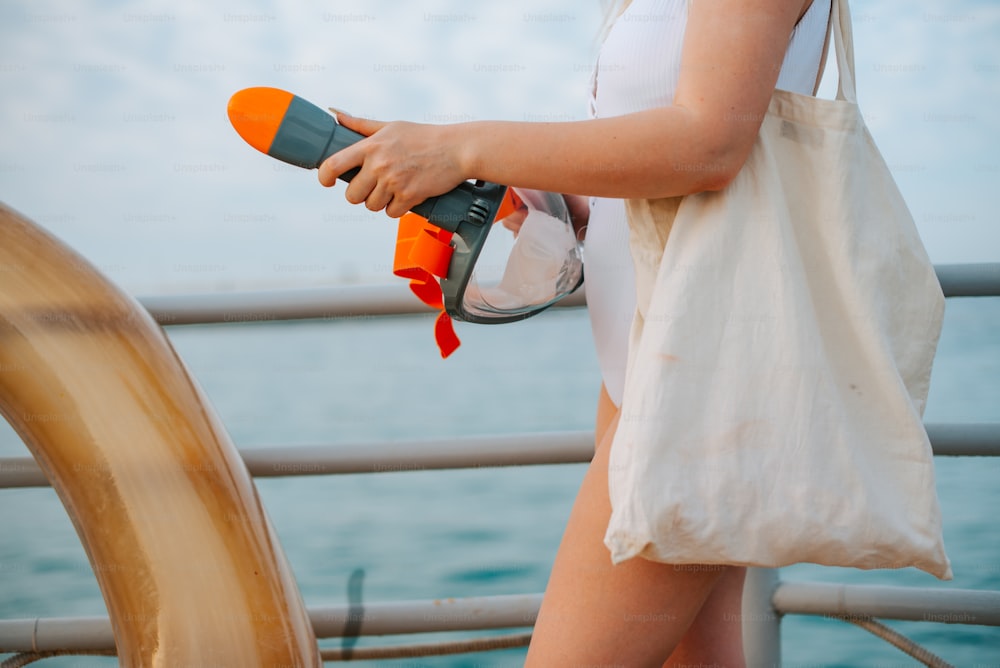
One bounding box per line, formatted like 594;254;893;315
1;262;998;666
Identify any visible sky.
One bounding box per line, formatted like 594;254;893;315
1;0;997;296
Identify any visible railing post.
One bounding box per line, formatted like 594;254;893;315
742;567;781;668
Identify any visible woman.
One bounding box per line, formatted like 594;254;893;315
319;1;831;664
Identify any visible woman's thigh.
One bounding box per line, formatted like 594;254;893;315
525;387;729;666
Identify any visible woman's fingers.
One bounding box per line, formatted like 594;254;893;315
317;143;362;187
336;159;402;216
384;197;411;220
316;113;382;188
342;171;374;205
361;182;394;213
500;205;529;236
335;111;385;137
318;115;466;217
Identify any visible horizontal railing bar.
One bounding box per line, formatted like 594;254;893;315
936;262;1000;298
0;431;595;489
133;263;998;326
241;431;594;477
0;594;543;653
0;617;115;653
139;284;431;325
138;283;587;326
308;593;542;638
5;582;1000;654
772;582;1000;626
2;424;998;489
925;423;1000;456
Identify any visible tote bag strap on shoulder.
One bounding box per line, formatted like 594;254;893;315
831;0;857;103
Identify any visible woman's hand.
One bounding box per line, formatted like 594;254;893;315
563;193;590;241
317;112;468;219
501;193;590;240
500;203;529;237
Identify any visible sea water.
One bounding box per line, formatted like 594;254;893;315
1;298;998;667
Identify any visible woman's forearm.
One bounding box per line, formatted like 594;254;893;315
319;103;756;218
453;106;748;200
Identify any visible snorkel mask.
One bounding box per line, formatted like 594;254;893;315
227;87;584;356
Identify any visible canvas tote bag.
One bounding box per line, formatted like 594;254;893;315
605;0;952;579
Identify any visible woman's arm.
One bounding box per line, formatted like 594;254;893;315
318;0;813;218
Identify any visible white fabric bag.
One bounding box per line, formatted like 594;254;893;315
605;0;952;580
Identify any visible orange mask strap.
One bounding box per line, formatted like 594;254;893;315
394;212;460;358
392;188;522;358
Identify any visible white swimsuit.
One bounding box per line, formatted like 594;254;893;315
585;0;832;406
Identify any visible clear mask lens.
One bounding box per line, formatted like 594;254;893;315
459;188;584;322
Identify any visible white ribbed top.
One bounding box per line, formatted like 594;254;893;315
585;0;832;407
593;0;830;117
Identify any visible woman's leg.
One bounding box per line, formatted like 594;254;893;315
664;565;747;668
525;386;730;666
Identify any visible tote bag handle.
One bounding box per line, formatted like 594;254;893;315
831;0;858;103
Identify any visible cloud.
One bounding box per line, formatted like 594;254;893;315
0;0;603;293
1;0;995;296
831;0;1000;262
